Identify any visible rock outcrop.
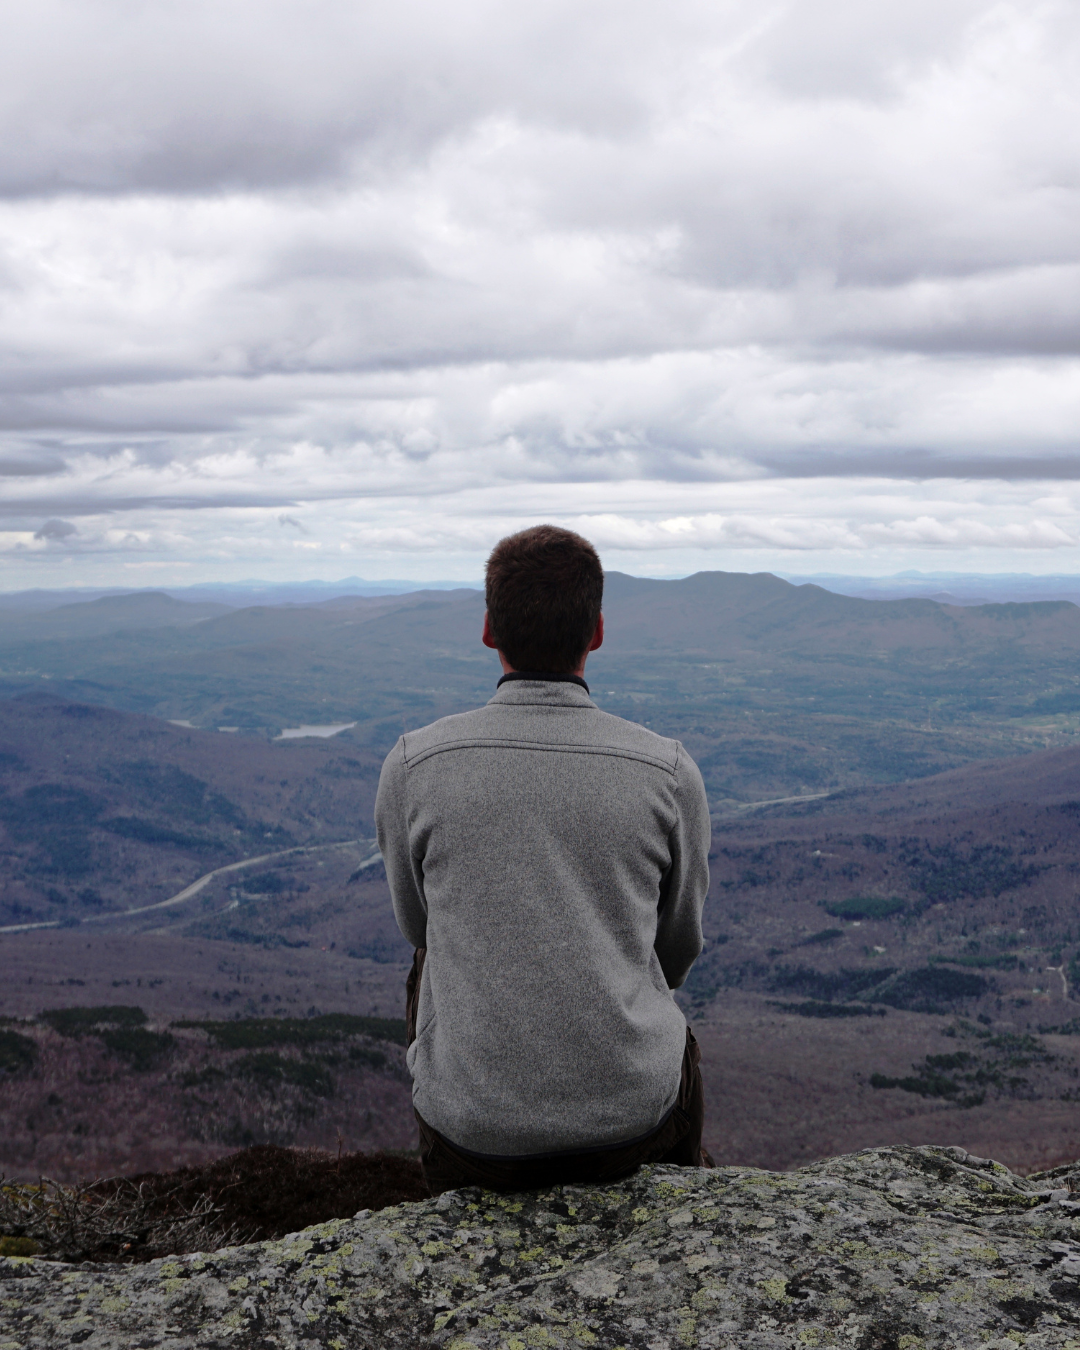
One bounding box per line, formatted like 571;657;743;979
3;1145;1080;1348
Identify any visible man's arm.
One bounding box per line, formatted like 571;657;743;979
374;738;428;948
654;745;710;988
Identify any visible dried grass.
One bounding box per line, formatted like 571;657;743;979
0;1144;428;1263
0;1173;244;1263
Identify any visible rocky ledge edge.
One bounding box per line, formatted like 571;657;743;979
3;1145;1080;1349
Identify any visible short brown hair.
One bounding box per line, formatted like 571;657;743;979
485;525;604;673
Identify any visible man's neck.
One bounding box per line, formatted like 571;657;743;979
497;656;587;679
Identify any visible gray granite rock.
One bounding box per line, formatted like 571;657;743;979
4;1145;1080;1349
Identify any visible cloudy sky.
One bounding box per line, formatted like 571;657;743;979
1;0;1079;586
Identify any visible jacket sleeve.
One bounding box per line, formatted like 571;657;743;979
654;744;710;988
374;737;428;948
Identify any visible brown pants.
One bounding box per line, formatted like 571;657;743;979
405;947;709;1196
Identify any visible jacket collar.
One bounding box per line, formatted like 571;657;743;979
487;676;596;708
496;671;589;693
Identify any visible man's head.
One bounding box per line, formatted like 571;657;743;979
483;525;604;674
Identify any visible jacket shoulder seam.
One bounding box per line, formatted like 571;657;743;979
402;737;678;774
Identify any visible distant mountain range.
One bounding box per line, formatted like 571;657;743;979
783;571;1080;607
3;571;1080;807
0;577;482;613
5;569;1080;613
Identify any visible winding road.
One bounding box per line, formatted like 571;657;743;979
0;838;381;936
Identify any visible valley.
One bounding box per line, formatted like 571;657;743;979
5;574;1080;806
0;696;385;928
2;573;1080;1183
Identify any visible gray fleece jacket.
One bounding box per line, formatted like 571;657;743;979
374;677;710;1156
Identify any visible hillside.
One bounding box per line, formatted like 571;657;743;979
4;577;1080;1179
0;591;232;642
0;695;384;927
0;1010;413;1182
3;720;1080;1178
683;739;1080;1170
604;569;1080;656
0;588;491;746
5;572;1080;805
600;571;1080;800
696;738;1080;1025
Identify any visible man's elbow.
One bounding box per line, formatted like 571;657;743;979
395;912;427;949
658;940;703;990
663;963;694;991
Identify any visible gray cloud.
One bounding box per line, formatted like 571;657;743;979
0;0;672;198
0;453;66;476
755;450;1080;481
33;517;78;540
1;1;1079;583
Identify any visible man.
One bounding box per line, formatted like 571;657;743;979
375;524;711;1194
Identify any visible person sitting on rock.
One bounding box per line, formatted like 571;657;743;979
375;524;712;1194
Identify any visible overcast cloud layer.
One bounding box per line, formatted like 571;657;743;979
1;0;1079;584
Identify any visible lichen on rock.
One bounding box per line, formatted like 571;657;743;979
3;1145;1080;1348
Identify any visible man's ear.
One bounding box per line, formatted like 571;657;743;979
588;613;604;652
482;612;499;650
